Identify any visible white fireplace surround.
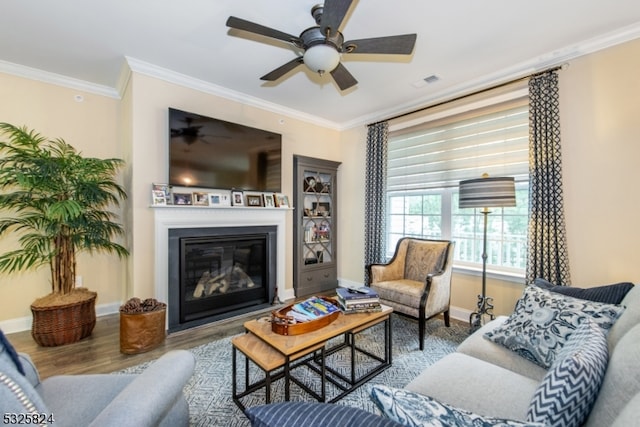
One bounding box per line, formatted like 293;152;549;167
153;206;291;322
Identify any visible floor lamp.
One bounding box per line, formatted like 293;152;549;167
459;174;516;329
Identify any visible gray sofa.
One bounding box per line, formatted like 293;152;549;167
403;283;640;426
245;284;640;426
0;343;195;427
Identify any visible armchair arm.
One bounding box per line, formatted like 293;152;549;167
368;261;404;284
420;247;454;315
18;353;41;387
368;239;410;284
89;350;195;427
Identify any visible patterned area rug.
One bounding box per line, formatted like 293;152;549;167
120;314;469;426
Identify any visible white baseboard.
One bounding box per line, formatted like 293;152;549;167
0;302;122;334
449;306;472;324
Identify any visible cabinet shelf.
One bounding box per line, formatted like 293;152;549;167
293;155;341;297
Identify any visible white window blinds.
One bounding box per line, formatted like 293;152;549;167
387;90;529;193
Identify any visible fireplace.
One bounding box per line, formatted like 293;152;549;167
167;226;276;331
153;206;289;332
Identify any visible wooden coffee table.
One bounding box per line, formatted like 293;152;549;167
232;304;393;409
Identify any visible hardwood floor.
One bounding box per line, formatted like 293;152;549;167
7;306;276;379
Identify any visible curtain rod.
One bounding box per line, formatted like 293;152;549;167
368;64;564;127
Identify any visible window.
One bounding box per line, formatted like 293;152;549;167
385;86;529;273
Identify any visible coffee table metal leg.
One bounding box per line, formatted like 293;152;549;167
284;356;290;401
232;346;237;399
387;315;393;364
320;347;326;402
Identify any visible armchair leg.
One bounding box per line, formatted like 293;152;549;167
444;310;450;327
419;312;426;351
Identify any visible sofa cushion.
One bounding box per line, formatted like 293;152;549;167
607;284;640;352
527;321;608;427
584;323;640;427
456;316;547;382
611;392;640;427
533;278;634;304
484;285;624;368
245;402;403;427
405;352;539;421
403;240;448;282
370;385;545;427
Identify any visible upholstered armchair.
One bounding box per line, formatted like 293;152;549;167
367;238;454;350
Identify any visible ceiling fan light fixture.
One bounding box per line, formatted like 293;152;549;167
303;44;340;75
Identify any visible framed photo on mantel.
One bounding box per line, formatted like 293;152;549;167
231;190;244;206
274;193;290;208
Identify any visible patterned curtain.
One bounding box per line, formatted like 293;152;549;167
526;70;571;285
364;122;389;284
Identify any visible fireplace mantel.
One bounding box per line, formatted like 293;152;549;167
153;206;291;322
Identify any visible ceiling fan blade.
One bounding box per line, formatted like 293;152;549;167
226;16;300;45
330;63;358;91
320;0;354;36
343;34;417;55
260;57;304;81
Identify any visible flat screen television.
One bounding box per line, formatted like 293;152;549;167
168;108;282;191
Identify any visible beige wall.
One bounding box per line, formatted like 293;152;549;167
338;37;640;317
0;74;125;320
560;39;640;286
1;37;639;328
124;72;342;300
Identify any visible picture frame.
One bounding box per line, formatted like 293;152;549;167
152;183;172;205
231;190;244;206
173;192;193;205
246;194;263;207
192;192;209;206
219;193;231;206
152;190;167;206
274;193;290;208
208;193;222;206
263;193;275;208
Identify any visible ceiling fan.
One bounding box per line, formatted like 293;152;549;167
225;0;417;91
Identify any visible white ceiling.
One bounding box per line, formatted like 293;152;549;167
2;0;640;129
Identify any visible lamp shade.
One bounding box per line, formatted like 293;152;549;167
459;176;516;209
303;44;340;74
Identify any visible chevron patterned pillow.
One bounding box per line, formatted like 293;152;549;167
527;320;608;427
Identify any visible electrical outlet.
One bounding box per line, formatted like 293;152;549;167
75;275;83;287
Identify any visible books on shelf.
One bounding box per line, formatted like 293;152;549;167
286;296;340;322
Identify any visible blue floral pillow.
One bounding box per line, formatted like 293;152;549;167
527;320;608;427
484;285;624;368
370;385;545;427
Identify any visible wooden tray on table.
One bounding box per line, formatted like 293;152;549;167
271;296;341;336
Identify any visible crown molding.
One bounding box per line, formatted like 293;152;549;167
123;57;343;130
0;59;120;99
343;22;640;129
2;21;639;131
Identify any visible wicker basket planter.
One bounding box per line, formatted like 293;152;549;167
30;291;97;347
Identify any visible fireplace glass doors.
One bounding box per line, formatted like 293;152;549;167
168;226;276;331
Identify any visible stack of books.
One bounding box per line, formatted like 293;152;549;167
286;296;340;323
336;287;382;314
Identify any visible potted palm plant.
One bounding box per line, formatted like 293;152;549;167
0;123;129;346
